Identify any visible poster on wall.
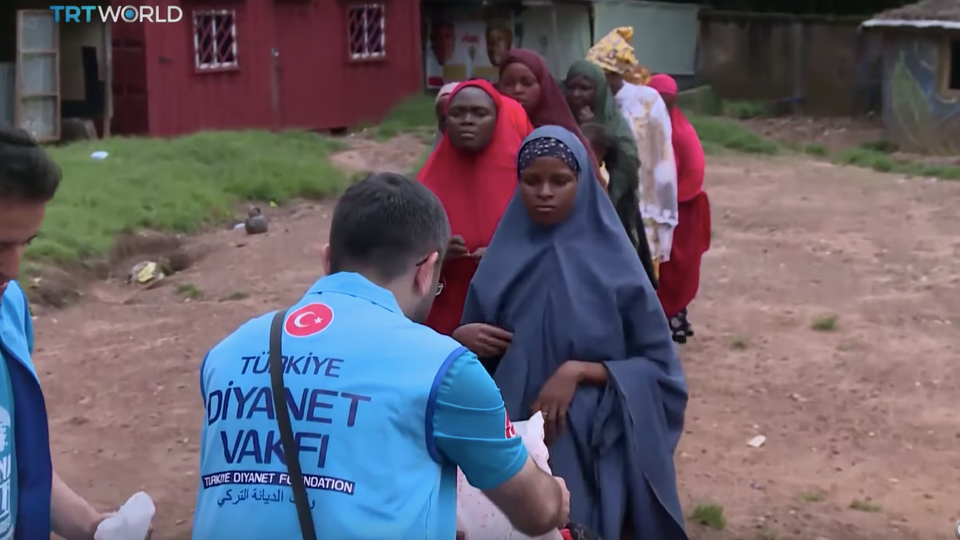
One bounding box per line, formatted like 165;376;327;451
425;11;514;89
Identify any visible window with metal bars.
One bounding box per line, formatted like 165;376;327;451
193;9;238;71
347;4;386;60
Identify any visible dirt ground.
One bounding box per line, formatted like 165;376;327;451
36;137;960;540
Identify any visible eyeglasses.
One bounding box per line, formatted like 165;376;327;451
416;252;444;296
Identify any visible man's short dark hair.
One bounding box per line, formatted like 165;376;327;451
0;127;61;202
328;173;450;281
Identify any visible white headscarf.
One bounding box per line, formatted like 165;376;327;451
435;82;460;104
434;82;461;148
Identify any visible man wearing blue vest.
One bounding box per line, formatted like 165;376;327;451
193;173;570;539
0;127;118;539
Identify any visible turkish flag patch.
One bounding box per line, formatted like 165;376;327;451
505;415;517;439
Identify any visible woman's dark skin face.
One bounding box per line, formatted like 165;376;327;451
564;74;596;118
435;97;449;134
447;87;497;152
519;156;579;226
499;62;541;112
604;72;624;96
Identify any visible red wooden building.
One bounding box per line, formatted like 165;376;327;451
2;0;423;140
114;0;424;136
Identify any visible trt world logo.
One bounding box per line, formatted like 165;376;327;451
49;5;183;23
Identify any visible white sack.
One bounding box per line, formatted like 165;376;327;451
94;492;155;540
456;412;563;540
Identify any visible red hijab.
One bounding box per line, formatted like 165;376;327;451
418;80;532;335
499;49;596;165
648;74;705;202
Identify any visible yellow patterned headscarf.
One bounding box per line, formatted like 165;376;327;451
586;27;651;86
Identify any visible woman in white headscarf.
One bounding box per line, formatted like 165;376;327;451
434;82;460;148
586;28;678;282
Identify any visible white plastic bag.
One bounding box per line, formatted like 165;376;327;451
94;492;155;540
456;412;564;540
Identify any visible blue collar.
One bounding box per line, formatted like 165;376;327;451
306;272;402;314
0;281;35;374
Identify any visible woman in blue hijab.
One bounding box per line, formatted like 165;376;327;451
461;126;689;540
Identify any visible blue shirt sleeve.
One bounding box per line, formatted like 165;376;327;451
431;351;528;490
21;291;33;355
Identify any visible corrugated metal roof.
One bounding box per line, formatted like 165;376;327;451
868;0;960;23
861;18;960;29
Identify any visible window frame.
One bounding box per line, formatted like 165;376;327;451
346;3;387;63
14;9;61;142
192;8;240;74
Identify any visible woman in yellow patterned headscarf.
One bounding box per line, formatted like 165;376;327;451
586;27;678;285
586;27;651;86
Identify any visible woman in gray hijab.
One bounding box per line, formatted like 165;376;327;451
462;125;688;540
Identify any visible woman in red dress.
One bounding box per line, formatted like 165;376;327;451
647;75;711;344
418;80;533;360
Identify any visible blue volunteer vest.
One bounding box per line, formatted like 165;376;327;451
0;282;52;540
193;272;466;540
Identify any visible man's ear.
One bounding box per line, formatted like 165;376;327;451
321;244;332;275
415;251;441;296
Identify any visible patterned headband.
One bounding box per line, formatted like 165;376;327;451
518;137;580;175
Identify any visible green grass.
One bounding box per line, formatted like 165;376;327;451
721;100;769;120
372;94;436;141
690;115;780;155
220;291;249;302
689;503;726;530
849;498;882;512
730;336;750;350
834;147;960;180
688;100;960;182
859;139;898;153
31;130;347;264
707;122;960;182
811;314;839;332
804;143;829;157
175;283;203;301
757;527;777;540
684;96;960;182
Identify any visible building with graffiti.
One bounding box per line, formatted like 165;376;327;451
863;0;960;154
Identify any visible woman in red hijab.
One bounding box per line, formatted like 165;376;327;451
419;80;533;357
647;74;710;344
498;49;596;165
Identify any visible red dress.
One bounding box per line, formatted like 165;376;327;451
648;74;711;319
418;81;532;335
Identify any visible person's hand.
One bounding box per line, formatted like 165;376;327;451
452;323;512;357
577;106;594;123
445;235;469;262
469;247;487;261
532;361;582;446
87;514;110;540
553;476;571;528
